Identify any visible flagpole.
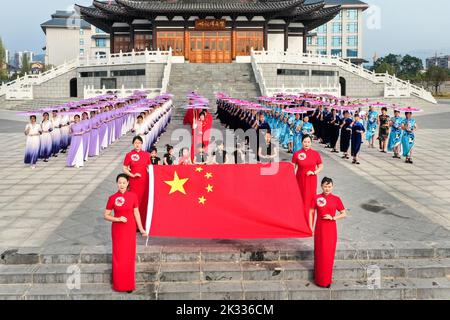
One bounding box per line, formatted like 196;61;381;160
145;165;155;247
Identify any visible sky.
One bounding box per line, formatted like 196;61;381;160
0;0;449;63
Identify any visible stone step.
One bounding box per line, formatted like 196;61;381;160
2;243;450;265
2;277;449;300
1;258;449;285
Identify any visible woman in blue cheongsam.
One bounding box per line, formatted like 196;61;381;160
366;106;378;148
401;112;417;164
387;110;404;159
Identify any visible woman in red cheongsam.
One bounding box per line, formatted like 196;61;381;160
104;174;147;293
123;136;151;227
310;177;347;288
292;135;324;227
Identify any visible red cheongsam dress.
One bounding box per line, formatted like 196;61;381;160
123;149;151;226
311;193;345;287
292;148;323;224
106;191;139;292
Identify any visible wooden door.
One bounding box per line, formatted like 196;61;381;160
210;37;217;63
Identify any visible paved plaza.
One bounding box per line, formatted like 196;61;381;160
0;100;450;250
0;99;450;300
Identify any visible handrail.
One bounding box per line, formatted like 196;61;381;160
251;49;437;104
160;48;173;94
0;49;172;100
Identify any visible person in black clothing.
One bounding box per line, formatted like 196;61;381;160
233;142;246;164
258;132;278;163
329;109;341;153
340;111;353;159
150;146;161;165
256;113;271;161
322;106;332;147
163;144;176;165
212;140;229;164
194;144;208;165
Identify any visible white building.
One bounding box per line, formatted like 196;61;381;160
14;51;34;69
41;10;110;67
308;0;369;63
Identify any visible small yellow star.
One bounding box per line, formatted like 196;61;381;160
198;196;207;205
206;184;214;193
164;171;189;195
205;172;213;179
195;167;204;172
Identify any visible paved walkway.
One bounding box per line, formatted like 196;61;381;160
0;99;449;250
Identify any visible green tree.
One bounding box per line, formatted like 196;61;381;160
19;54;31;76
0;37;8;81
375;62;396;75
425;66;448;95
400;55;423;80
374;54;402;75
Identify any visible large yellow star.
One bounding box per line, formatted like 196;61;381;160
164;171;189;195
198;196;207;205
206;184;214;193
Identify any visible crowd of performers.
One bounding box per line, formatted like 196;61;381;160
215;93;420;165
215;92;422;288
259;94;420;164
22;92;173;169
99;91;422;292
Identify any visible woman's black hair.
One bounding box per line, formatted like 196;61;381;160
302;134;312;142
166;144;173;152
43;112;49;118
74;114;81;119
381;107;388;112
137;115;143;120
132;135;143;144
150;146;158;153
30;115;37;121
321;177;334;185
179;147;189;157
116;173;129;183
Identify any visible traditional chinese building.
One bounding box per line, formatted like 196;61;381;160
76;0;354;63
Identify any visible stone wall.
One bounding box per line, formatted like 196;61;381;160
31;63;165;99
259;63;385;97
33;70;78;99
76;63;165;94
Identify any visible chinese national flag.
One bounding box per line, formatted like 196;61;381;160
146;163;312;239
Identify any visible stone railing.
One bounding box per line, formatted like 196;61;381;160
250;55;268;96
250;49;340;97
265;84;341;97
251;49;437;104
78;48;171;67
0;49;173;101
5;85;33;100
83;85;161;99
160;48;173;94
0;59;78;97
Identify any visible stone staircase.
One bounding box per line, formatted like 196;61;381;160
167;63;261;120
1;242;449;300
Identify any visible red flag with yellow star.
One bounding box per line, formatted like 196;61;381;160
145;163;312;239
